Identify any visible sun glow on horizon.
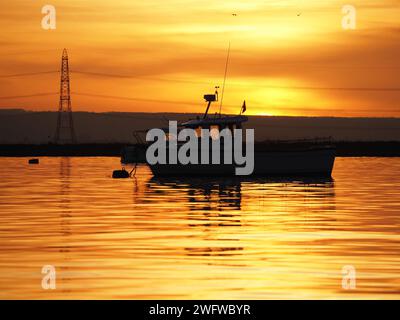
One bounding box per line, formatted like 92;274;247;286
0;0;399;117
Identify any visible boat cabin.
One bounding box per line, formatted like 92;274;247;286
180;90;248;137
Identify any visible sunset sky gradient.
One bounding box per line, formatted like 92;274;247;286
0;0;399;116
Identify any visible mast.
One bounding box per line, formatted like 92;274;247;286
218;42;231;116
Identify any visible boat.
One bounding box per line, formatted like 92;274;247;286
122;89;336;177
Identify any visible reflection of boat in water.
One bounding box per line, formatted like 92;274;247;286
149;176;243;211
147;175;335;212
123;89;336;177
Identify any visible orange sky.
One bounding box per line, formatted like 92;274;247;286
0;0;399;117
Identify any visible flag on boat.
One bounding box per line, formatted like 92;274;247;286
241;100;247;114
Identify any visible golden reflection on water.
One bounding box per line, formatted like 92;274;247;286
0;157;400;299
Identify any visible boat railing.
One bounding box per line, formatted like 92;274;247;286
259;137;333;145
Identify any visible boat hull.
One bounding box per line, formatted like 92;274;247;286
148;147;336;177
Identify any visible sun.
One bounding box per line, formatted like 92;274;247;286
257;112;274;116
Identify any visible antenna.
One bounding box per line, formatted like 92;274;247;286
218;42;231;116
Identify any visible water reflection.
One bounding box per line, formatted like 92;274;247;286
60;157;71;236
148;177;243;211
1;158;400;299
145;176;335;213
59;158;73;294
143;177;335;259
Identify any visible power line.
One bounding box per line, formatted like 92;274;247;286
0;71;58;78
0;69;212;84
62;70;400;91
0;70;400;93
71;70;211;85
0;92;57;99
72;92;200;106
264;86;400;92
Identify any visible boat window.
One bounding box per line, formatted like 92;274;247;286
195;126;202;137
210;125;219;140
165;133;177;141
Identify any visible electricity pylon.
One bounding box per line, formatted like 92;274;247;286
54;48;76;144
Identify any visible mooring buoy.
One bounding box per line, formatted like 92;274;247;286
28;158;39;164
112;169;130;179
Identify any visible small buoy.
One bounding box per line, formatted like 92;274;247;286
28;158;39;164
112;169;130;179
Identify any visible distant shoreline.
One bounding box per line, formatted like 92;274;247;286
1;142;400;158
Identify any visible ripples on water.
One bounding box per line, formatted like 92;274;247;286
0;157;399;299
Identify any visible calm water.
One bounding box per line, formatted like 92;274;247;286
0;157;400;299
